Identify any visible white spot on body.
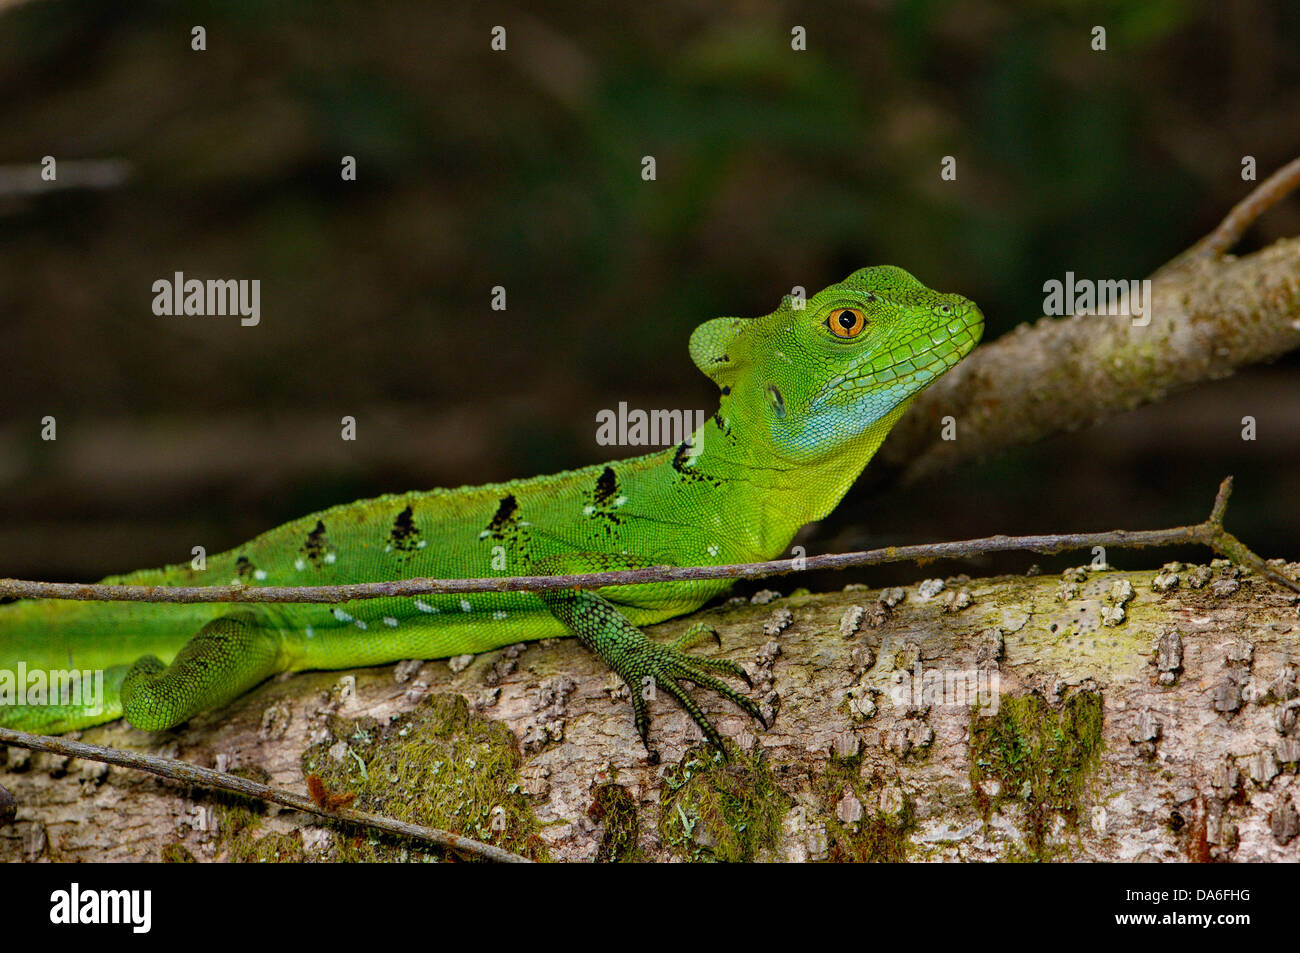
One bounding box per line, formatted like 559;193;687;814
414;599;437;613
305;626;314;639
333;608;353;623
324;552;337;564
493;611;508;620
460;599;472;612
294;558;306;571
614;495;628;507
355;620;367;630
707;544;719;557
582;505;595;516
383;616;399;627
253;569;268;581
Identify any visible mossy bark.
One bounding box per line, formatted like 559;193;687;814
4;560;1300;862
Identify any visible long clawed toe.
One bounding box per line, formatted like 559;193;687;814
625;646;767;761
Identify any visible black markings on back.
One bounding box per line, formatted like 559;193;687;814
302;520;329;567
593;466;618;506
584;466;625;535
671;440;721;487
672;442;692;472
390;504;422;553
234;555;255;580
487;494;519;540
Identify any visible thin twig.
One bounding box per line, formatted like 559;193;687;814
1;476;1295;602
0;159;132;198
1189;156;1300;259
0;726;531;862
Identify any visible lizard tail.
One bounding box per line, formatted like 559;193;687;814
0;597;193;733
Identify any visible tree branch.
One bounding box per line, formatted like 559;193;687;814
879;157;1300;483
0;160;131;198
8;555;1299;863
1183;155;1300;261
0;726;530;863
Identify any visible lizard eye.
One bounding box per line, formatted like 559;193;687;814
828;307;867;339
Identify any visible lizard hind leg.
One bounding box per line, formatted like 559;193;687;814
120;613;284;732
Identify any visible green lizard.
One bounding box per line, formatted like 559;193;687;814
0;266;982;758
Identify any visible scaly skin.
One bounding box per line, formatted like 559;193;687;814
0;266;982;756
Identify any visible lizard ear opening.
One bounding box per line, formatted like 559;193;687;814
689;316;753;390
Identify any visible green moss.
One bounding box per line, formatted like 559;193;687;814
658;745;792;862
235;830;309;863
813;755;915;862
968;690;1105;860
159;843;196;863
215;803;308;863
589;783;643;862
300;693;547;862
212;797;259;840
206;765;313;863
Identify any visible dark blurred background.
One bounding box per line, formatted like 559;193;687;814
1;0;1298;588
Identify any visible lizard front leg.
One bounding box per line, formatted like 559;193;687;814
533;553;765;761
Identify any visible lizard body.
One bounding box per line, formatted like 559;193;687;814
0;266;982;754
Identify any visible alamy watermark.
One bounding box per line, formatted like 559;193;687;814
152;271;260;326
0;663;105;716
1042;272;1152;327
50;883;151;933
596;402;706;457
889;661;1000;715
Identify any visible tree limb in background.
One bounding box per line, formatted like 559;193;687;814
1175;156;1300;264
881;157;1300;483
0;160;131;199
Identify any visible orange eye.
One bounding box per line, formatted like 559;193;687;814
828;307;866;339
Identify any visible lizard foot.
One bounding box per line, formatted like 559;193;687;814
621;627;766;763
535;570;766;762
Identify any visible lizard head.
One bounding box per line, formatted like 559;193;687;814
690;266;983;465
